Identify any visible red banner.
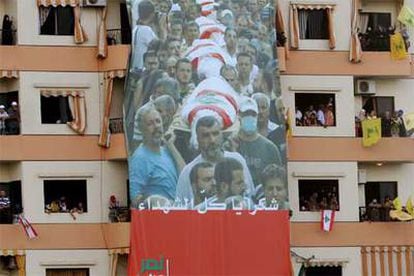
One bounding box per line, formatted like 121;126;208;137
128;210;291;276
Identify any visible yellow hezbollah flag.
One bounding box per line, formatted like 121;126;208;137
285;108;293;139
407;196;414;216
403;112;414;135
361;118;381;147
398;5;414;27
390;197;413;221
390;33;408;60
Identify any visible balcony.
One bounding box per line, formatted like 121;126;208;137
283;51;412;77
1;221;414;249
288;137;414;162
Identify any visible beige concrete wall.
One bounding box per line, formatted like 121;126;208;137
288;162;359;222
20;161;128;223
291;247;361;276
0;162;21;182
279;0;352;51
21;161;104;223
16;0;102;46
107;0;122;31
101;160;128;221
281;75;355;137
19;71;101;135
358;163;414;206
25;250;110;276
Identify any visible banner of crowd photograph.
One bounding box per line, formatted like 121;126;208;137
124;0;288;213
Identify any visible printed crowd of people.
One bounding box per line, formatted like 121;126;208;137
0;101;20;135
355;108;408;137
126;0;288;211
295;101;335;127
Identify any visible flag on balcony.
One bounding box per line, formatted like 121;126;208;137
18;215;38;239
398;5;414;27
403;112;414;137
390;32;408;60
389;197;413;221
321;210;335;232
406;196;414;216
361;118;381;147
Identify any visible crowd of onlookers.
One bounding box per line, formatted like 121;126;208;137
355;109;408;137
362;196;394;222
45;196;84;220
295;102;335;127
0;101;20;135
299;189;339;211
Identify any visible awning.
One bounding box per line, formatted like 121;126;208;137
108;248;130;255
0;70;19;79
296;258;348;267
0;249;25;256
37;0;81;7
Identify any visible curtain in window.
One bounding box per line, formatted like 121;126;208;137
0;70;19;79
358;14;369;34
40;89;87;134
298;10;308;39
39;6;52;27
350;0;362;63
98;70;126;147
276;4;289;57
15;255;25;276
97;7;108;58
37;0;87;44
290;4;336;49
108;248;129;276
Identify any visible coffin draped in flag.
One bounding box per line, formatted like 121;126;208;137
321;210;335;232
184;39;232;78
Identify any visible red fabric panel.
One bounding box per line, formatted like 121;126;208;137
128;210;291;275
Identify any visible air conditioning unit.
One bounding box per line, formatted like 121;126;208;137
355;79;376;95
83;0;107;7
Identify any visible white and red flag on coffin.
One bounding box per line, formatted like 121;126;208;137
321;210;335;232
18;215;38;239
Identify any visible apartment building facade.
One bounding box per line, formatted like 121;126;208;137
0;0;414;275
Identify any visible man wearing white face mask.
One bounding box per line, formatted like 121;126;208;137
236;97;282;188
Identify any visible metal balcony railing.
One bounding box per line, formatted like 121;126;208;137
109;117;124;134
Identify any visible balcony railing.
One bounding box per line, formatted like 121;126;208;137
359;206;393;222
359;30;410;52
0;29;17;45
106;28;131;45
109;118;124;134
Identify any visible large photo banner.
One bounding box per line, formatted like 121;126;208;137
123;0;290;274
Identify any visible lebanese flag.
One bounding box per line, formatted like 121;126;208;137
18;215;38;239
321;210;335;232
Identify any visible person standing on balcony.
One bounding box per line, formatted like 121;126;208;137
1;15;13;45
0;190;11;224
0;105;9;135
6;102;20;135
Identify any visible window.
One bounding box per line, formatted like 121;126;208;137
298;179;339;211
0;91;20;135
40;6;74;35
305;266;342;276
40;95;73;124
298;9;329;39
361;181;397;221
43;180;87;214
359;12;393;51
46;268;89;276
362;96;394;118
295;93;336;127
0;181;22;224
